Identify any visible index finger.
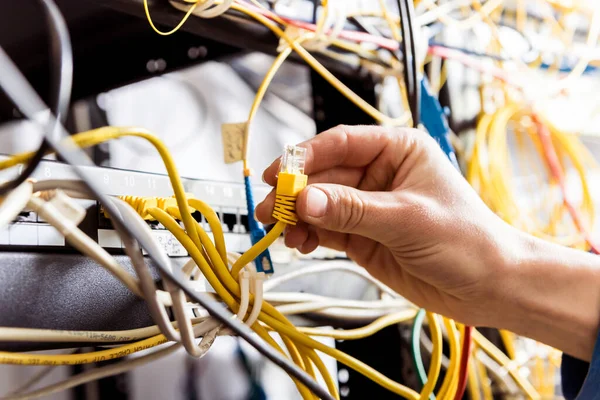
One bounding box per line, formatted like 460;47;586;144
262;125;399;186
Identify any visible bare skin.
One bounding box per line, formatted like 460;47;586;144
256;125;600;361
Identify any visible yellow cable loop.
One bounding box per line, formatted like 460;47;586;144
231;221;286;276
467;103;597;249
148;208;321;400
266;317;420;400
144;0;200;36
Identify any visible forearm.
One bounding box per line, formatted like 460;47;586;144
493;229;600;361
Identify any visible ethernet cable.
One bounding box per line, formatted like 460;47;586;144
113;197;186;330
239;34;310;275
0;300;411;344
264;292;408;310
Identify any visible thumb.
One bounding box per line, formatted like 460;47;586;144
296;184;399;239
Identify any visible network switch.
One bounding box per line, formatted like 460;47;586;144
0;155;270;256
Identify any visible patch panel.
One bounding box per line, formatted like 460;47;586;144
0;155;270;256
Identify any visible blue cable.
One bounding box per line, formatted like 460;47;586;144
244;176;274;274
420;77;459;169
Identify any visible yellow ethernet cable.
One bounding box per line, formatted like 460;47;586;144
0;335;167;365
421;312;442;400
232;145;308;276
437;318;459;400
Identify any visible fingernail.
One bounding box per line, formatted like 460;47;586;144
261;172;267;183
305;187;328;218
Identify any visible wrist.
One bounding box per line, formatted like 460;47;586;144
492;229;600;361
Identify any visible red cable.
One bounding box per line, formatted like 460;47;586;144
454;326;473;400
427;46;519;86
533;116;600;254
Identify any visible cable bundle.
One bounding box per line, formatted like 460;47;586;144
468;101;598;252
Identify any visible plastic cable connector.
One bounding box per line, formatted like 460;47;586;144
272;145;308;225
47;190;86;225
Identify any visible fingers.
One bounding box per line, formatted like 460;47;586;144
255;189;276;225
299;227;320;254
284;223;309;249
255;167;365;224
263;125;409;185
296;184;400;241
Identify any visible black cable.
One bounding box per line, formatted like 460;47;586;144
0;0;72;196
396;0;420;126
0;45;335;400
311;0;318;24
404;0;420;126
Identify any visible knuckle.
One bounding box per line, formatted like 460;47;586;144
333;188;366;232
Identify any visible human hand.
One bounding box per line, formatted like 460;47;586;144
256;125;519;327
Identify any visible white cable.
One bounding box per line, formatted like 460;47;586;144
275;300;408;316
0;317;209;343
264;261;399;298
244;272;264;327
238;271;252;321
0;180;32;230
264;291;407;309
